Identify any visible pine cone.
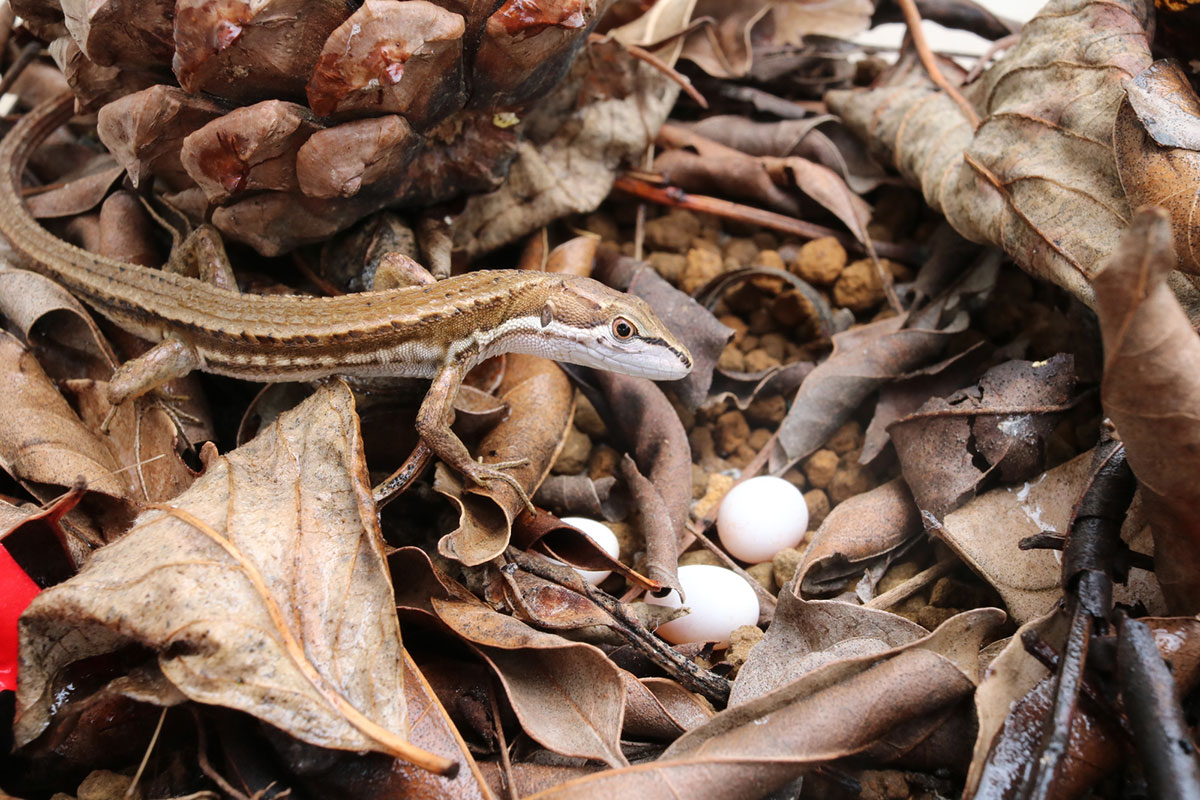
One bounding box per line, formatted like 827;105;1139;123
15;0;615;255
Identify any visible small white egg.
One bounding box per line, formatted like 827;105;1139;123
559;517;620;585
644;564;759;647
716;476;808;563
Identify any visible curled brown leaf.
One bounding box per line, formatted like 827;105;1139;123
1092;209;1200;611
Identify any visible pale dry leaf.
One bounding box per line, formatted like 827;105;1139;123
449;41;678;261
0;332;129;501
609;0;699;67
731;591;927;705
826;0;1154;307
15;382;441;770
770;0;873;43
939;450;1164;625
524;609;1003;800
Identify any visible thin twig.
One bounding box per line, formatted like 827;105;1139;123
126;707;168;798
614;174;922;264
897;0;981;128
866;555;958;610
0;42;42;97
489;678;519;800
192;708;253;800
505;546;731;705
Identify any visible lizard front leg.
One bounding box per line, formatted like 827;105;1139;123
416;362;534;513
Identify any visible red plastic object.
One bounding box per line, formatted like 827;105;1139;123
0;544;39;692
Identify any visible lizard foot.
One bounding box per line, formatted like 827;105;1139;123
459;458;535;514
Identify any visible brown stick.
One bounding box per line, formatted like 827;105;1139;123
897;0;981;128
613;174;922;265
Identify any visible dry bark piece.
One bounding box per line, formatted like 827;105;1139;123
469;0;606;109
59;0;174;67
1092;209;1200;612
96;84;226;189
172;0;352;102
15;382;448;773
940;450;1163;624
797;478;923;594
825;0;1153;307
1115;59;1200;274
306;0;467;130
181;100;322;203
297;115;419;200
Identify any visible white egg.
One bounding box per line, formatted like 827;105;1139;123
716;476;809;563
644;564;760;647
559;517;620;585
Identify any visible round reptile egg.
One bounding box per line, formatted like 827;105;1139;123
560;517;620;585
716;476;808;563
645;564;759;647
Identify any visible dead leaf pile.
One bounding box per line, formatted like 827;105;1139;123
8;1;1200;798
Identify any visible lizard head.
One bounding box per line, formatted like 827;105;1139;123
528;277;694;381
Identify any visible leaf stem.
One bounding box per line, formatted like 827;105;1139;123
897;0;981;129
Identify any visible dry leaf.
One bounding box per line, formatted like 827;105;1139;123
524;609;1003;799
939;450;1164;624
23;160;124;219
431;597;629;769
731;590;927;705
889;355;1077;518
797;478;923;594
680;115;888;194
826;0;1154;307
16;382;446;772
436;354;574;566
1092;209;1200;611
300;651;496;800
774;306;968;468
449;40;678;261
1115;59;1200;274
0;332;129;502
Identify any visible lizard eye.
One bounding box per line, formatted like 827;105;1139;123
612;317;636;340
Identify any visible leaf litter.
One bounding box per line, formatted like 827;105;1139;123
4;0;1200;798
